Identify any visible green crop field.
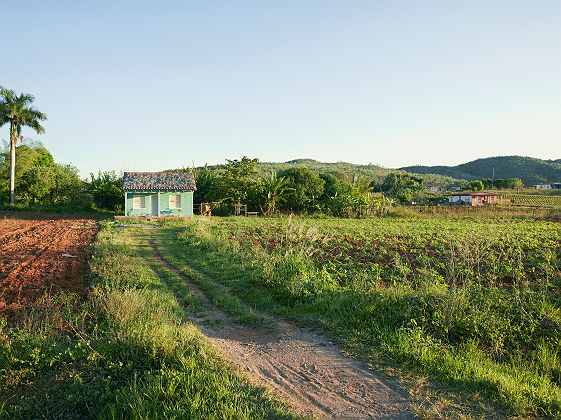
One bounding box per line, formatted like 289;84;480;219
157;214;561;417
2;212;560;418
501;193;561;207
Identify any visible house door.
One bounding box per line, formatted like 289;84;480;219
151;195;158;216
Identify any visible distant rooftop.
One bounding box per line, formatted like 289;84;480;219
122;172;196;191
451;191;498;196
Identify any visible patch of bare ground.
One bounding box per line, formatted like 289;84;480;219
149;240;414;419
0;213;99;320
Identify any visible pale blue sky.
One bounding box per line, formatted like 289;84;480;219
2;1;560;176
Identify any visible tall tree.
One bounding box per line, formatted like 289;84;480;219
0;87;47;203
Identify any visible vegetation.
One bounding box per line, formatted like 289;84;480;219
180;158;462;186
0;140;87;209
401;156;561;185
501;193;561;208
154;214;561;417
0;86;47;203
0;222;296;418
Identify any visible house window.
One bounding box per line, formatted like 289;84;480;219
169;194;182;209
133;195;146;209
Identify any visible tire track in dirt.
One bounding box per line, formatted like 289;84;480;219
149;238;414;419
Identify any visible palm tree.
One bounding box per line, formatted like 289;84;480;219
0;87;47;203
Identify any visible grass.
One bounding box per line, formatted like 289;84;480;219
0;221;298;419
157;215;561;418
153;231;268;327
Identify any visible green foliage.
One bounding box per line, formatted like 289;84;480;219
0;141;86;208
256;172;291;215
481;177;524;190
0;223;296;418
0;86;47;203
165;215;561;417
465;180;484;191
278;167;325;213
382;173;424;203
208;156;259;205
192;165;218;204
88;171;124;211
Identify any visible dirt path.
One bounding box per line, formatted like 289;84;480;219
149;239;414;419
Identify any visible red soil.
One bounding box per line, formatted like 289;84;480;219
0;214;99;320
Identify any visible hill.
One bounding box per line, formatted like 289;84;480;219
221;159;460;184
400;156;561;185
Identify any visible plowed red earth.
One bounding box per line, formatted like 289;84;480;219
0;214;98;320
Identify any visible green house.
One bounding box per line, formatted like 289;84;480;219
122;172;196;217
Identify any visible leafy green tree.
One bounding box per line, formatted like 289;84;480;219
0;87;47;203
319;173;348;200
0;141;54;203
505;178;523;190
381;173;424;203
18;166;56;203
209;156;259;206
50;164;86;207
466;180;484;191
278;167;325;213
193;166;218;204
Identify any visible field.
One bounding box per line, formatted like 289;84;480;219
0;216;296;419
0;214;98;320
158;213;561;417
500;193;561;208
1;211;560;418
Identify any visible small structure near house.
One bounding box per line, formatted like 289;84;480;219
423;184;445;193
122;172;196;217
445;184;462;192
535;184;552;190
550;182;561;190
447;191;498;206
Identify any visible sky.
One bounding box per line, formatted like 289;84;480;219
1;0;560;177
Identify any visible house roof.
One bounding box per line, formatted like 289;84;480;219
423;184;443;187
122;172;196;191
451;191;498;197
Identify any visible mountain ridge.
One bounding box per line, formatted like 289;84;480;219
399;155;561;184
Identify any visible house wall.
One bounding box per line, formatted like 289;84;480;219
125;191;194;217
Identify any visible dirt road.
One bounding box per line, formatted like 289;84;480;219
0;214;98;320
150;238;414;419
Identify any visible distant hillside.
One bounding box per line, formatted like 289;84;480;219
255;159;461;184
182;158;460;184
400;156;561;185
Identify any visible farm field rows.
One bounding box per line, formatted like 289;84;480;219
0;214;98;320
160;214;561;417
501;193;561;207
2;212;560;418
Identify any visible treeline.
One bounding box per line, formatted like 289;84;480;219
0;140;123;212
181;157;434;216
198;158;461;185
462;177;524;191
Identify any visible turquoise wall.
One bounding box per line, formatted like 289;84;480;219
125;191;194;217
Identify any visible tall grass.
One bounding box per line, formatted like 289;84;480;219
0;222;296;419
159;216;561;417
